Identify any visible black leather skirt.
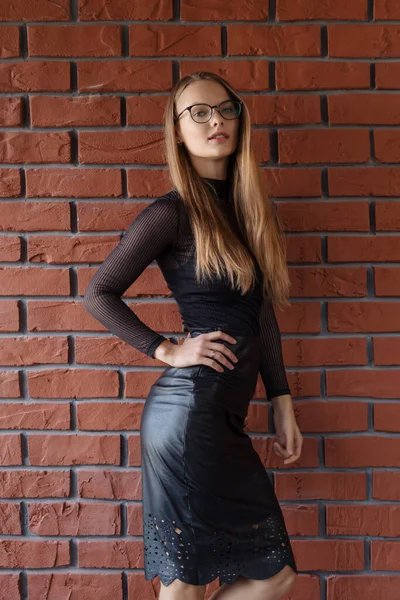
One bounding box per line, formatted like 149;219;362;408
140;326;298;587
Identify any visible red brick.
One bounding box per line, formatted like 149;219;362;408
0;301;19;332
78;60;172;93
245;94;321;125
282;504;318;536
127;504;142;535
79;540;142;568
325;436;400;466
29;502;121;536
0;573;20;600
328;301;400;332
294;400;368;432
276;302;321;334
180;59;271;92
285;236;322;263
78;470;142;500
0;372;20;398
373;472;400;500
286;371;321;397
28;573;123;600
0;236;21;261
292;539;364;571
327;369;400;399
375;130;400;162
0;435;22;465
27;368;119;399
327;505;400;536
278;201;370;232
374;403;400;432
374;0;400;19
275;472;367;500
79;130;165;164
0;27;19;58
373;337;400;365
77;402;142;431
329;24;400;58
329;167;400;197
0;540;69;568
26;168;122;198
29;234;120;264
228;24;320;56
0;61;70;93
28;25;121;57
279;129;370;164
276;61;370;91
0;337;68;366
374;267;400;295
130;25;221;57
80;0;171;20
0;132;70;164
277;0;367;20
329;94;400;124
265;167;322;197
28;434;120;466
328;236;400;262
0;267;69;296
31;95;121;127
0;1;69;20
327;575;400;599
0;503;21;534
283;338;367;367
376;63;400;89
128;435;141;466
0;402;70;430
0;470;70;498
375;201;400;231
290;267;366;297
0;201;69;231
371;541;400;571
181;1;268;20
0;98;22;126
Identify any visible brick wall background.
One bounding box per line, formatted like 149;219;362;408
0;0;399;598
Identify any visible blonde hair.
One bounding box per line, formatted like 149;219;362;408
163;71;290;309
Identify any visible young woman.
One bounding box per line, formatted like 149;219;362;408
84;71;303;600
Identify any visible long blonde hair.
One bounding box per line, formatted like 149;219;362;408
163;71;290;309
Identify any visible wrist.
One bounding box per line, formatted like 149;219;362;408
153;339;177;364
271;393;292;407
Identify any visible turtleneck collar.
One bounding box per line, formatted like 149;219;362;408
202;177;229;201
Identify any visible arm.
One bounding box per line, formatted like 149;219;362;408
259;295;291;401
83;195;179;358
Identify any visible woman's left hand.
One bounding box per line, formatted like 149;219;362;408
271;397;303;464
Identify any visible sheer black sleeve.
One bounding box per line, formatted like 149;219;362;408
83;194;179;358
259;297;291;400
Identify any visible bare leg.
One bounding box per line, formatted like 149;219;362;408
208;565;297;600
159;578;207;600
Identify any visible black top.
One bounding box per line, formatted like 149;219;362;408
83;177;291;400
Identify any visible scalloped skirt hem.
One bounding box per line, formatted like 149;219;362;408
145;559;299;588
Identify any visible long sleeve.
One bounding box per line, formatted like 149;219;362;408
83;195;179;358
259;296;291;400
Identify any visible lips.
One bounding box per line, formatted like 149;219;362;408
208;132;229;140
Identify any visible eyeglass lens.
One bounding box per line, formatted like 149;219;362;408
190;100;241;123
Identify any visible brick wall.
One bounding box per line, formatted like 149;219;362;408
0;1;399;599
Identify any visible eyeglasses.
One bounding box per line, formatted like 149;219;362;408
174;99;243;123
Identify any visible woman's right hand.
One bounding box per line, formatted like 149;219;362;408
155;331;239;372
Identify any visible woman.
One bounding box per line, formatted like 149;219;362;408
84;71;303;600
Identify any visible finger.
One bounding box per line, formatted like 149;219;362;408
208;343;238;366
206;330;237;345
273;442;292;457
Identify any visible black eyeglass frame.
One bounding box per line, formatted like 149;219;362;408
173;99;243;123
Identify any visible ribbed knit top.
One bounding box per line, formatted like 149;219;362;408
83;177;290;400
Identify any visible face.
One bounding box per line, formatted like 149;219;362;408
174;80;240;179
